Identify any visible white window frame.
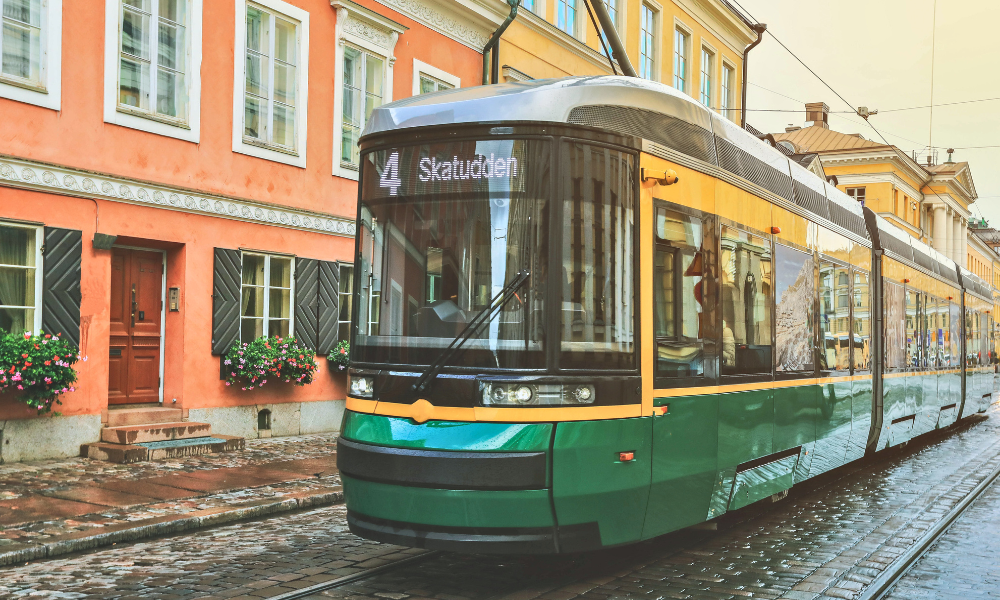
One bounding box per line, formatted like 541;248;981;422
232;0;309;168
332;1;403;181
413;59;460;96
0;0;62;110
555;0;585;41
103;0;202;142
0;221;44;334
720;58;736;121
699;42;715;108
673;18;692;95
338;262;354;342
240;252;296;342
638;1;660;82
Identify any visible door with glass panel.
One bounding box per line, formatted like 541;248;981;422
109;248;164;405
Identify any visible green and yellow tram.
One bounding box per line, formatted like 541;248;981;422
336;76;998;553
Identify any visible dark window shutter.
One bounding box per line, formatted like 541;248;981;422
42;227;82;347
294;258;319;350
317;260;341;354
212;248;242;355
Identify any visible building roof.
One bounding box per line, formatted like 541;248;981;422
925;161;969;174
775;125;886;153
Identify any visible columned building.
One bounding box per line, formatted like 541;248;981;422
773;102;980;271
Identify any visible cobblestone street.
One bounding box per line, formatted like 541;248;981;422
1;406;999;599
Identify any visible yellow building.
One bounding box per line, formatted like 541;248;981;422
773;102;989;279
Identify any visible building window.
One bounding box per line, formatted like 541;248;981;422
556;0;576;36
413;59;459;97
0;223;43;335
639;4;656;80
240;253;294;341
846;187;866;204
673;27;689;93
338;264;354;342
1;0;61;109
699;47;713;107
1;0;42;85
116;0;190;123
522;0;535;12
599;0;617;48
721;62;734;118
243;4;299;151
232;0;308;167
341;47;384;169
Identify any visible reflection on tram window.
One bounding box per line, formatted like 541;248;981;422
818;261;849;371
653;205;715;378
560;142;636;370
720;226;772;375
928;296;943;368
947;302;962;369
883;282;906;370
853;270;871;371
906;290;920;368
775;244;814;373
354;139;549;369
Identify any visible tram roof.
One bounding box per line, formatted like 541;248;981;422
365;77;971;289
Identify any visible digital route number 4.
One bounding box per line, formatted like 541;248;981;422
380;151;403;196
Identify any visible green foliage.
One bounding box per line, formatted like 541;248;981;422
329;340;350;371
0;330;81;414
224;336;318;390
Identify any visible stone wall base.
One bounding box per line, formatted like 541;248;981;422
0;414;103;464
188;399;346;440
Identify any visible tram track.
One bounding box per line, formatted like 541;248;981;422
857;452;1000;600
265;550;443;600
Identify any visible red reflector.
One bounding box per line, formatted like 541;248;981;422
770;226;781;234
619;451;634;462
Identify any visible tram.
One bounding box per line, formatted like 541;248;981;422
336;75;999;554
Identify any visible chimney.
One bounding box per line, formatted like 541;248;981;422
805;102;830;129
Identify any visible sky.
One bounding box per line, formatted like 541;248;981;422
733;0;1000;226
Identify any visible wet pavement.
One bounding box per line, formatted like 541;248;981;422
2;406;1000;599
0;434;341;557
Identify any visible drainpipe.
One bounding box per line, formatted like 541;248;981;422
589;0;636;77
740;23;767;128
482;0;519;85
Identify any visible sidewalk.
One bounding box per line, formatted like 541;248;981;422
0;433;342;566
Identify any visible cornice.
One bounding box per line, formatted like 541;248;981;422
674;0;756;55
821;152;930;190
372;0;493;50
0;156;356;237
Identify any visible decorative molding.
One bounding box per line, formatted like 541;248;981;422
343;15;397;49
0;156;356;237
373;0;491;50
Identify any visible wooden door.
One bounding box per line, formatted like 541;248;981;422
109;248;163;405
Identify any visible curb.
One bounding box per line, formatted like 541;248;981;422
0;489;344;567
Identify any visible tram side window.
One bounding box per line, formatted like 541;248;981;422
925;296;938;368
884;281;906;370
905;289;920;368
653;206;716;379
775;244;815;373
819;261;850;372
967;311;980;367
720;226;772;375
853;270;871;371
949;301;961;368
560;143;635;370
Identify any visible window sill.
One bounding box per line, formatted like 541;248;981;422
117;105;191;130
0;76;47;95
339;161;360;172
242;137;300;157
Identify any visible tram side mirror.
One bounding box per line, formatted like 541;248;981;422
641;168;679;186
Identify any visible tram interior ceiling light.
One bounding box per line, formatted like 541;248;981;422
481;382;597;406
349;374;375;399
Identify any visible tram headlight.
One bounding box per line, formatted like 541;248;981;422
480;382;596;406
349;374;375;398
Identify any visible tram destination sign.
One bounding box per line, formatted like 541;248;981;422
368;141;529;199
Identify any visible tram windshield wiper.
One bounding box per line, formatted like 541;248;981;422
412;270;531;394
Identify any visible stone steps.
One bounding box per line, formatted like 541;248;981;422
83;406;245;463
101;421;213;444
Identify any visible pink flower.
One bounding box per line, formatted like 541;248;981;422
225;381;231;386
17;385;23;390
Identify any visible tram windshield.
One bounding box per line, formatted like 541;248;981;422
353;139;550;369
353;137;636;371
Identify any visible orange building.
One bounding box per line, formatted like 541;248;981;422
0;0;482;462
